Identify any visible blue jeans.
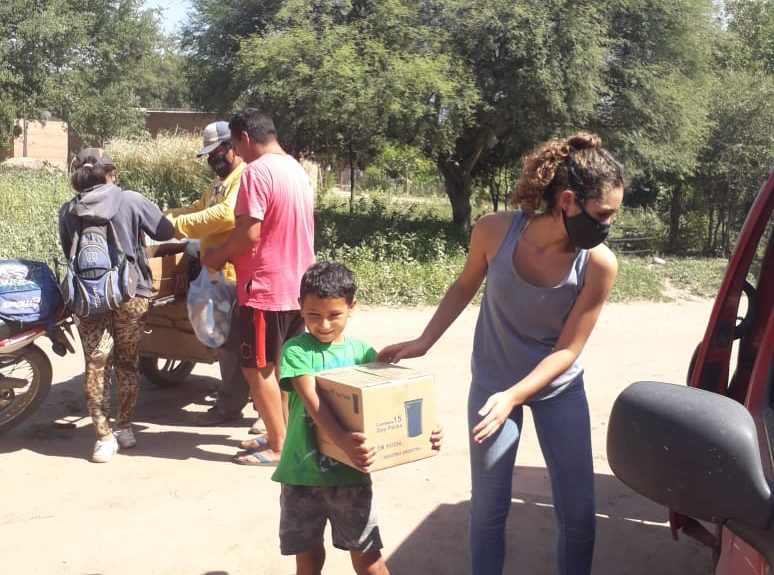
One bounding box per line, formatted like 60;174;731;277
468;378;595;575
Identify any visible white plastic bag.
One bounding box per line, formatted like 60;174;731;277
186;268;235;348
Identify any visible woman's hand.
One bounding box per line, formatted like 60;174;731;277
376;338;430;364
472;391;518;444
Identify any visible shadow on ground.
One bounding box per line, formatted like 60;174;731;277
0;370;250;463
387;466;713;575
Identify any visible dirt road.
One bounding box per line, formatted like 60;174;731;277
0;300;715;575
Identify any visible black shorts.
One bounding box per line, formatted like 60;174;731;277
238;307;304;369
279;484;382;555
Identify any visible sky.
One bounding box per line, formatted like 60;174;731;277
143;1;193;35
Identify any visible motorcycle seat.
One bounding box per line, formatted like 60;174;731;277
0;318;43;341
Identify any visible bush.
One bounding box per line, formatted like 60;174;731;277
676;211;711;255
607;207;667;255
0;168;72;266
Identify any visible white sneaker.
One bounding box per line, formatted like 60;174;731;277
92;435;118;463
114;426;137;449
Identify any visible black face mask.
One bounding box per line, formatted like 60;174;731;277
562;197;610;249
208;153;232;179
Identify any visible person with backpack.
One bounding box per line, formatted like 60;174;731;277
59;148;175;463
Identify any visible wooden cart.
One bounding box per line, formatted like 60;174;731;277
138;241;217;386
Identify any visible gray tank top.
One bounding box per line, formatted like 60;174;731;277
471;211;589;401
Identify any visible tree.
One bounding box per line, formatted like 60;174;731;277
0;0;85;143
593;0;716;252
229;0;474;213
0;0;166;146
416;0;611;230
690;0;774;255
726;0;774;74
134;44;195;110
181;0;285;112
182;0;722;234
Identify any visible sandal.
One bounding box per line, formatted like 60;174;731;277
232;447;280;467
239;436;268;450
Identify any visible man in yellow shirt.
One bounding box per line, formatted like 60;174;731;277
166;121;252;426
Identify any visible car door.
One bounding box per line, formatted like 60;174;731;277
673;171;774;569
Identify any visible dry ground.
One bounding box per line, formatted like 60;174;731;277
0;299;716;575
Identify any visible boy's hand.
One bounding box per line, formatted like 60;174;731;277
430;424;443;451
342;431;376;473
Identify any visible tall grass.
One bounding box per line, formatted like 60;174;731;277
106;132;212;209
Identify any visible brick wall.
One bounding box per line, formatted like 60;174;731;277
145;110;224;136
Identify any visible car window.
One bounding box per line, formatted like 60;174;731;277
726;206;773;402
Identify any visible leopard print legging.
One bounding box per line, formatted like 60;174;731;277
76;297;149;439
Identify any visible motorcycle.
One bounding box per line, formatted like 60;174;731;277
0;308;76;433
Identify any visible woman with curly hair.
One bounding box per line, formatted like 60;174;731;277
378;132;625;575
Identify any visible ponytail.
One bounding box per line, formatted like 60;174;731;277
70;155;114;193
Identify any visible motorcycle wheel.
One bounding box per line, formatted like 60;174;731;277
0;344;52;433
139;356;195;387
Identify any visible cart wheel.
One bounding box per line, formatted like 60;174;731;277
139;357;196;386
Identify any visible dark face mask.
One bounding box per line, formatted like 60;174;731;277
562;197;610;249
208;153;232;179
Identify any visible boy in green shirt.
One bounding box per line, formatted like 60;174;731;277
270;261;441;575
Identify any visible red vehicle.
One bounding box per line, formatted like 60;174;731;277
607;169;774;574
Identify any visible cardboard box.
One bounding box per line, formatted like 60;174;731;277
316;362;438;472
145;242;190;300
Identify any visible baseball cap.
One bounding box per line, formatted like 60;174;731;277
75;147;114;167
197;121;231;156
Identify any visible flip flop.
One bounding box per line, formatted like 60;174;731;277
232;447;280;467
239;436;268;450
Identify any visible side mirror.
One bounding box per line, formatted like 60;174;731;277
607;381;772;528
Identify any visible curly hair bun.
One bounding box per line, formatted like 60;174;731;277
566;132;602;151
510;131;623;213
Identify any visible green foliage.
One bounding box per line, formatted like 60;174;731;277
181;0;285;111
370;145;438;184
609;257;669;302
105;133;213;210
133;44;195;110
0;162;728;306
0;0;166;145
228;0;475;209
661;257;727;298
607;207;668;254
315;195;467;261
599;0;714;181
726;0;774;74
315;194;471;305
0;168;72;265
429;0;612;229
362;145;444;196
610;255;726;302
691;69;774;254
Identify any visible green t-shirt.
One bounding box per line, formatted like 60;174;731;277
271;332;377;486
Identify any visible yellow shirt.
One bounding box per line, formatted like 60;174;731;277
165;161;245;283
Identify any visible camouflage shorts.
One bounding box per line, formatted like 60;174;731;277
279;484;383;556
